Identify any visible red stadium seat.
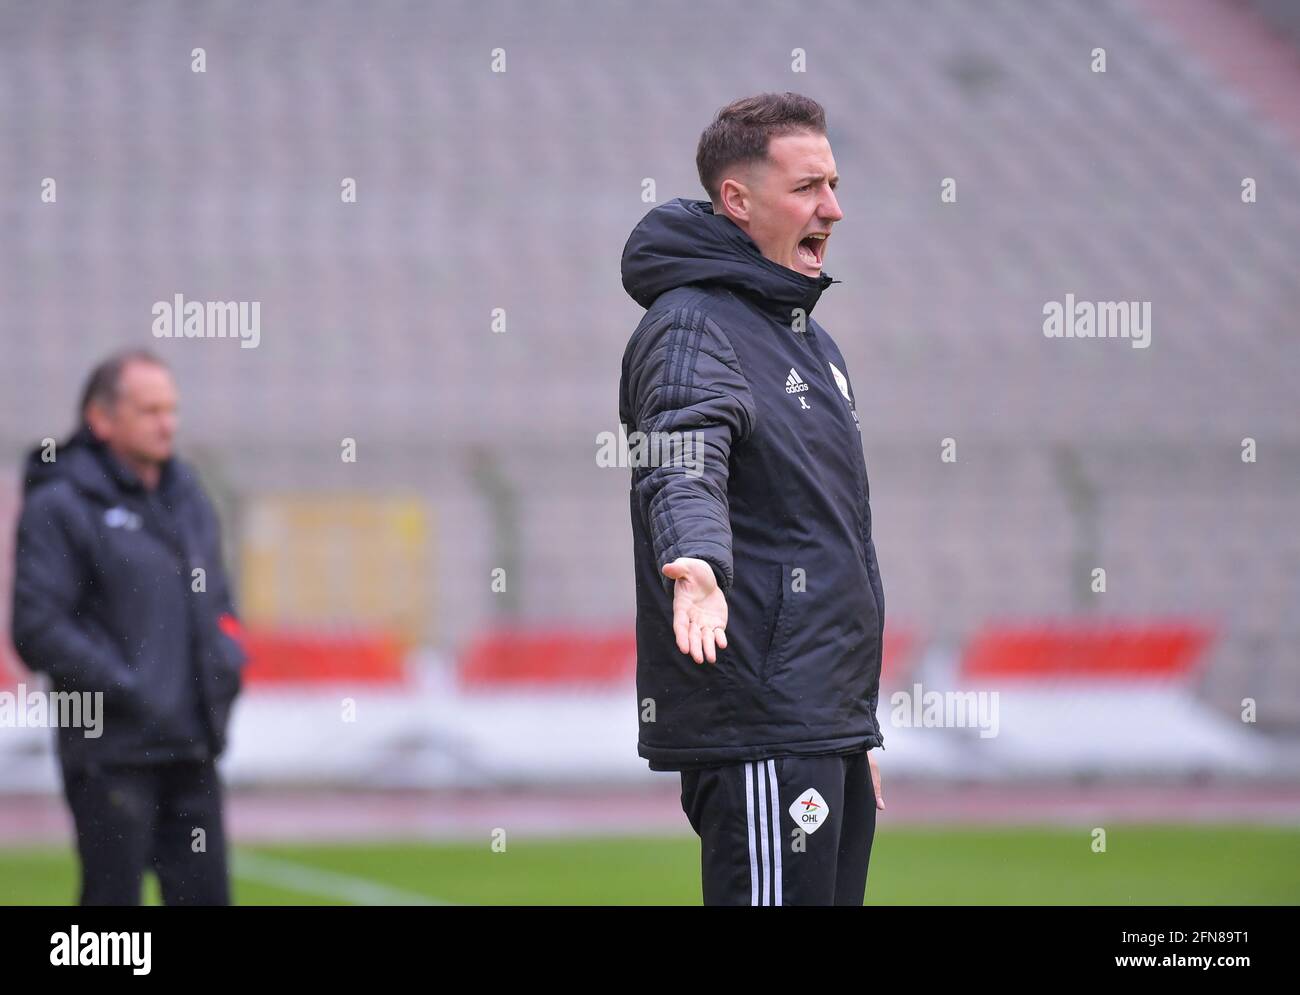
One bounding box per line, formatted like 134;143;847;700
239;628;406;685
961;621;1214;681
459;628;636;688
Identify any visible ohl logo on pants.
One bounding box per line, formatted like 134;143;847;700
789;788;830;834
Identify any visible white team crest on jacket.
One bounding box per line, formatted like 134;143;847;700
789;787;830;834
103;507;143;530
828;362;852;403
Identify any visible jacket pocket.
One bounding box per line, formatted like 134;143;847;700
759;563;791;685
199;622;247;754
213;629;246;709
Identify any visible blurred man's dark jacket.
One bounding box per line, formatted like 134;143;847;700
11;425;246;773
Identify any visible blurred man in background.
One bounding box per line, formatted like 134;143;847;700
620;92;886;905
11;349;246;905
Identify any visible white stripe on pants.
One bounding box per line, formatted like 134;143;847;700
745;760;783;905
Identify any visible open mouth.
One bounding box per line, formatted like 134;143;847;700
797;232;829;268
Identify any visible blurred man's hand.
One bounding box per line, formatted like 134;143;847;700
661;557;729;665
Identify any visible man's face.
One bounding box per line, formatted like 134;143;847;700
718;130;843;278
87;361;178;466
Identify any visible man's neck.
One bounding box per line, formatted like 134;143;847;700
109;448;162;491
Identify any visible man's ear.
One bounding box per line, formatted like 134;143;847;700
85;402;113;443
718;177;752;224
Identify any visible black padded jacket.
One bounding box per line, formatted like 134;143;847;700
11;426;247;773
619;198;885;771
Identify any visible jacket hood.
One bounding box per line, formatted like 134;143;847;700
23;424;193;505
621;197;837;317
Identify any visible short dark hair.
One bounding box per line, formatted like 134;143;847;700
79;348;169;423
696;92;828;204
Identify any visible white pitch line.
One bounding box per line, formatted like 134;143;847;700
232;850;452;906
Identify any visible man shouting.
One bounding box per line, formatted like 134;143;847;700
619;92;886;906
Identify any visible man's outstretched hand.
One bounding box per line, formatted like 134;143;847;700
662;557;729;665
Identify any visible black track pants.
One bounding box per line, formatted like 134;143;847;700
62;759;232;906
680;748;877;906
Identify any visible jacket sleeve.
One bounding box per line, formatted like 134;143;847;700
10;489;143;698
623;308;756;598
189;480;248;673
195;485;240;620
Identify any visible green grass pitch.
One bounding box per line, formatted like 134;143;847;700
3;826;1298;905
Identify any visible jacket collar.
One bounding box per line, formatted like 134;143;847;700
622;198;839;321
23;423;186;507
